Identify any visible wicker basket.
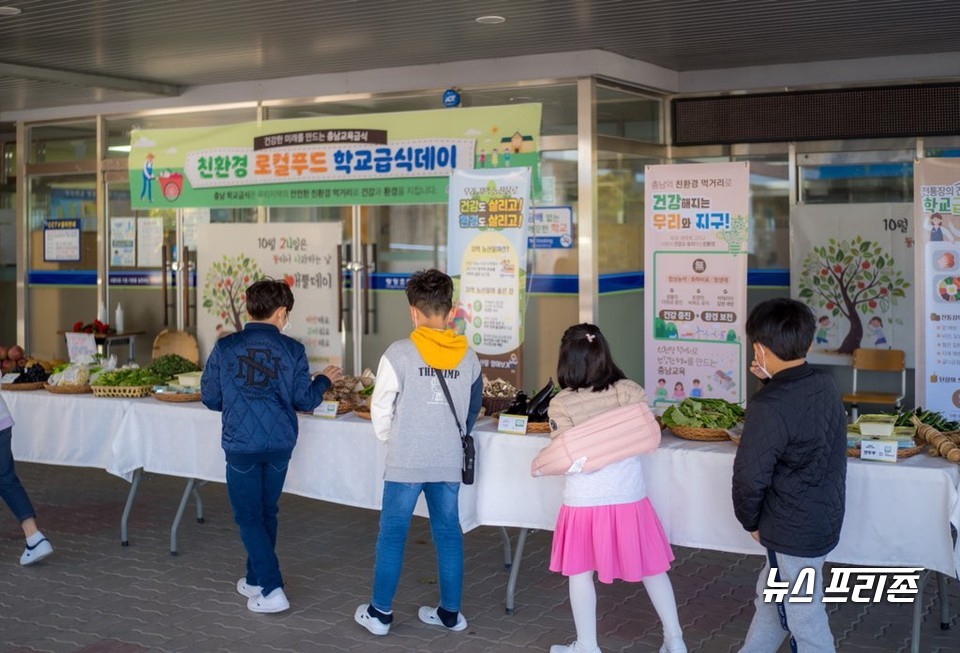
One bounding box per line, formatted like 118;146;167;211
353;407;372;420
526;421;551;434
337;402;357;416
668;425;732;442
482;396;515;417
91;385;153;398
847;438;924;460
152;391;201;403
44;383;92;394
1;381;45;391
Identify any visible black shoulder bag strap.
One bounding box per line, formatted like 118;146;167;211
433;369;476;484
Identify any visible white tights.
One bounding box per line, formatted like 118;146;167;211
568;571;683;650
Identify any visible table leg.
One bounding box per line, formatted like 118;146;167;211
170;478;196;556
120;468;142;546
505;527;528;615
937;573;951;630
911;570;935;653
191;482;205;524
498;526;512;569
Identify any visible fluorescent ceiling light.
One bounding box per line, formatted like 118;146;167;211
108;145;132;153
0;6;22;16
475;15;506;24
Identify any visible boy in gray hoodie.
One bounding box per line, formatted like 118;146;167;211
355;269;482;636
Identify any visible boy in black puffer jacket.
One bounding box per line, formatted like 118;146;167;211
202;279;341;614
732;298;847;653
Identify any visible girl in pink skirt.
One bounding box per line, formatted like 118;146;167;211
546;324;686;653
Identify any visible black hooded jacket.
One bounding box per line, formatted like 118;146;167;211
732;363;848;558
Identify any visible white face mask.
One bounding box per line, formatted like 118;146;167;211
756;345;772;379
281;311;292;334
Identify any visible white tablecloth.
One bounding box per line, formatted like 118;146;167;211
5;390;959;577
2;390;131;470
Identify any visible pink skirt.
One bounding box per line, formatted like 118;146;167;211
549;498;674;584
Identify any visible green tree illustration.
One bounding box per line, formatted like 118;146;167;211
797;236;908;353
202;254;263;332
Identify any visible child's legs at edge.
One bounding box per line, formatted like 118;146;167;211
423;481;463;613
642;572;684;642
0;428;37;532
568;570;599;650
371;481;423;613
740;552;833;653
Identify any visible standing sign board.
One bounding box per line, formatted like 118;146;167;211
196;223;342;372
792;203;914;366
644;163;750;408
914;159;960;421
448;168;531;388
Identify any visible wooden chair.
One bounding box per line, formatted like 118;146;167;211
841;348;906;419
151;329;200;365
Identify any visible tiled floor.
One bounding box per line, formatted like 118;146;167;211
0;463;956;652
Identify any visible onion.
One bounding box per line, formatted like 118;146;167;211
0;359;16;373
7;345;24;362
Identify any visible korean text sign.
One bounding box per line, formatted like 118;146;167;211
914;159;960;421
447;168;531;387
196;223;342;372
128;105;542;209
643;163;750;406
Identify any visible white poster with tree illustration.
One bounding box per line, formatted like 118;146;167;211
196;223;342;371
791;203;914;366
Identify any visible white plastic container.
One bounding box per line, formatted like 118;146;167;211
114;303;125;333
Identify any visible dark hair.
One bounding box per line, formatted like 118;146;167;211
870;316;883;325
406;269;453;316
818;315;829;323
745;298;815;361
246;279;294;320
557;323;626;392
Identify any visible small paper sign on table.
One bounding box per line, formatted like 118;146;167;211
498;413;529;435
313;401;339;419
860;439;899;463
66;332;98;362
1;373;20;385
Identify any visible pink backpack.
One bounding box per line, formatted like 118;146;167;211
530;402;661;476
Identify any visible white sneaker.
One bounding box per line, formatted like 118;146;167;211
355;603;391;635
247;588;289;613
418;605;467;632
659;638;687;653
550;643;601;653
236;578;262;599
20;538;53;566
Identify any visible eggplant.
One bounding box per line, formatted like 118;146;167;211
504;391;528;416
526;378;555;418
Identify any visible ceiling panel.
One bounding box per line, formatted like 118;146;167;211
1;0;959;112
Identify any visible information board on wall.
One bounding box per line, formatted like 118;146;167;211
110;217;136;267
447;168;531;388
137;217;164;268
43;219;81;262
792;203;914;366
643;162;750;407
914;159;960;421
196;223;342;371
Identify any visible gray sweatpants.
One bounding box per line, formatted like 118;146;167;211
739;551;836;653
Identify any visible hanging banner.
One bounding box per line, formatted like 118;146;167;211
196;223;342;371
447;168;531;388
644;162;750;408
915;159;960;420
792;203;914;366
128;105;541;209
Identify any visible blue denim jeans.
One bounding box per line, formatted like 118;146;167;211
0;428;36;524
225;458;289;595
372;481;463;613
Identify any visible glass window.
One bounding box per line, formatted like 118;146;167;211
800;155;914;204
30;122;97;163
596;84;662;143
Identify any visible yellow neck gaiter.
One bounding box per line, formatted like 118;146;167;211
410;326;468;370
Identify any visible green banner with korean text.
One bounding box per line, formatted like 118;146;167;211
128;105;541;208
